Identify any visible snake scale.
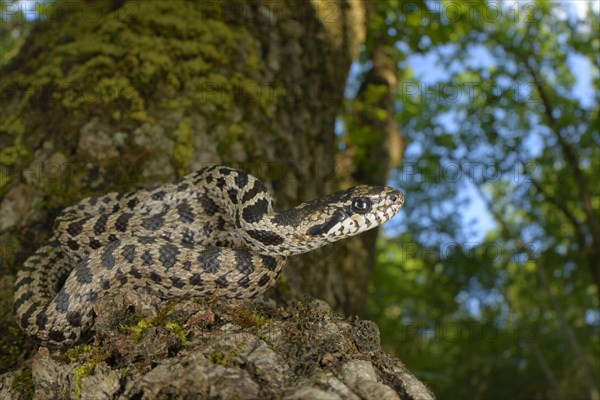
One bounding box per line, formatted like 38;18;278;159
14;165;404;348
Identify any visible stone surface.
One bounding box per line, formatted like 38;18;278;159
0;184;43;231
79;119;121;160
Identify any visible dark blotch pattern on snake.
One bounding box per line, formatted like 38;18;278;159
14;166;404;348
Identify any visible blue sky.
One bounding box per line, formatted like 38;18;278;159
393;1;598;242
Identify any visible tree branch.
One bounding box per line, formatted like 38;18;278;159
523;58;600;300
467;173;599;400
520;159;600;294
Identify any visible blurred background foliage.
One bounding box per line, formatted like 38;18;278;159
352;1;599;399
2;0;598;398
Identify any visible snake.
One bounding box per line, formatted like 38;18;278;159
13;165;404;348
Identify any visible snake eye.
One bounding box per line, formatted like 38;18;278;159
351;198;371;214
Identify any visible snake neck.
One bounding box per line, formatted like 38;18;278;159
240;208;331;257
196;165;403;258
195;166;309;256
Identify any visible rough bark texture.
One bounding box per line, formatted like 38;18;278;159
1;291;433;400
0;0;423;398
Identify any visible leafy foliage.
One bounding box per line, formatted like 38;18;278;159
364;1;599;399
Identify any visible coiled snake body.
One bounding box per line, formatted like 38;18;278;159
14;166;404;348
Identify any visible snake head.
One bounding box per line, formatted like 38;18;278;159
249;184;404;256
304;185;404;240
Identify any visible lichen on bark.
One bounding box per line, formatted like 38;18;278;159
3;291;434;400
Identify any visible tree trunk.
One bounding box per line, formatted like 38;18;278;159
0;2;425;397
1;0;377;313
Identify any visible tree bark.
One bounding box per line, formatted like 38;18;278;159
0;0;372;315
1;293;435;399
0;2;431;397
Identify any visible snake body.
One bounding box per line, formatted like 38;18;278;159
14;166;404;348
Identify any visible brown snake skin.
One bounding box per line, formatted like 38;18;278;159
14;165;404;348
